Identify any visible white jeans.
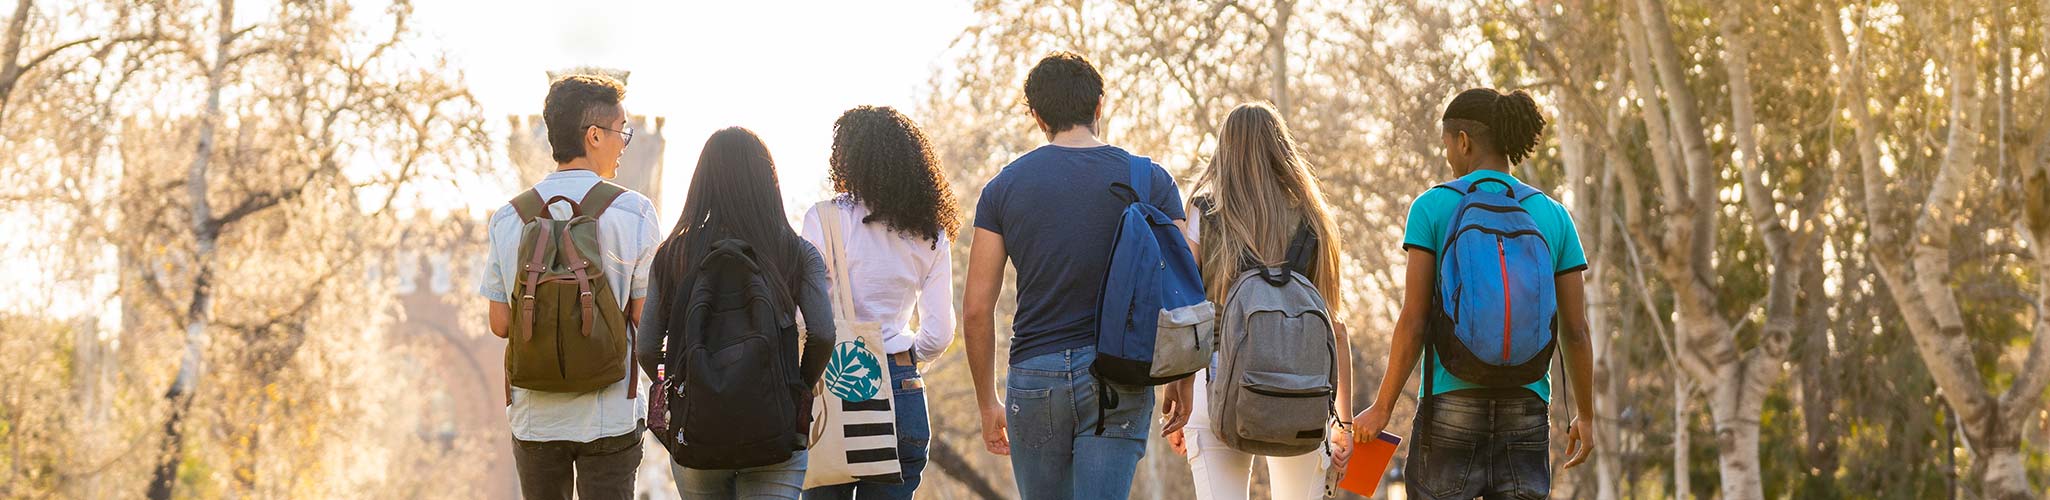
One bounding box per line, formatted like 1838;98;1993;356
1183;369;1330;500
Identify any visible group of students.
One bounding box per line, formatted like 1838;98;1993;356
478;50;1596;500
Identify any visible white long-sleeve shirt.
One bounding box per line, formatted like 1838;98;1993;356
799;195;956;362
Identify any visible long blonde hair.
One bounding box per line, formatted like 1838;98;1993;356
1195;103;1344;312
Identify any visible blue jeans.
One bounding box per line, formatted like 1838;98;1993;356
674;450;808;500
1405;390;1550;500
804;359;931;500
1005;346;1153;500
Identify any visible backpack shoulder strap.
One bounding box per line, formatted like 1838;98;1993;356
1129;154;1153;204
1431;179;1470;196
1515;181;1548;202
1284;222;1318;277
580;181;629;220
510;189;546;223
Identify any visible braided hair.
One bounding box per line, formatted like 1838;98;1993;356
1441;88;1546;164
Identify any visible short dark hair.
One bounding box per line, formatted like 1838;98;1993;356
1441;88;1546;164
1023;51;1103;134
543;74;626;163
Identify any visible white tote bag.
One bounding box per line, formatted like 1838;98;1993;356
803;201;905;488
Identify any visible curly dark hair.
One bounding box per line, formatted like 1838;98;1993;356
828;105;961;244
1441;88;1546;164
543;74;626;163
1023;51;1103;134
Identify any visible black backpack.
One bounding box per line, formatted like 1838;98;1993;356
652;239;806;469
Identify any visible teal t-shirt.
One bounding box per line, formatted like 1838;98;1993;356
1401;169;1588;402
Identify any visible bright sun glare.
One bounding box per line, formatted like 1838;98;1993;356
410;0;974;226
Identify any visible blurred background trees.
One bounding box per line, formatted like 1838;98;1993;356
2;0;493;498
1;0;2045;498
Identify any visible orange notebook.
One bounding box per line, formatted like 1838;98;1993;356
1339;431;1402;496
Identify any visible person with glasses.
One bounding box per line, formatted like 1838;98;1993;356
478;73;661;500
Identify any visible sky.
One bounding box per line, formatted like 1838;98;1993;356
408;0;977;227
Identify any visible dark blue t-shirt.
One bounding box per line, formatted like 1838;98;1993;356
973;144;1186;365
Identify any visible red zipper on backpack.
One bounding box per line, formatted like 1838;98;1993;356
1498;236;1511;364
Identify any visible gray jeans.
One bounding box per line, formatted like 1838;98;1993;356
511;429;643;500
674;449;809;499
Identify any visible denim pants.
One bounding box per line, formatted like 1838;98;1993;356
1006;346;1154;500
1405;390;1551;500
674;450;809;500
804;357;931;500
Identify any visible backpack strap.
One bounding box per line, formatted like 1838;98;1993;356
1429;179;1468;197
581;181;629;220
1283;222;1317;277
510;189;547;223
516;219;557;342
556;223;600;339
1129;154;1153;205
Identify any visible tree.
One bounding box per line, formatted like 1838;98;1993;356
1834;0;2050;497
0;0;492;497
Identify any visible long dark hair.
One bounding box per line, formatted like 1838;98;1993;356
651;127;805;312
828;105;960;245
1441;88;1546;164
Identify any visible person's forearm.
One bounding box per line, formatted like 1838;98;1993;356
965;309;999;408
1334;321;1353;417
488;301;511;339
1372;315;1425;409
1566;324;1595;416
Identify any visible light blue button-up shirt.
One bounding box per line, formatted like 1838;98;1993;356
478;169;661;442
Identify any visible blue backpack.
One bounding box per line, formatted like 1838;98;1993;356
1425;177;1558;390
1092;154;1213;432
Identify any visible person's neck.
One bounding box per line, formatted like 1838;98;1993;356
556;158;612;178
1047;126;1106;148
1462;157;1512;176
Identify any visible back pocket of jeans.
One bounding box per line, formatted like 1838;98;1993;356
1414;431;1480;499
1004;385;1053;448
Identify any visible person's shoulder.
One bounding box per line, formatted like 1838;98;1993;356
484;202;522;230
609;188;656;216
1412;183;1460;208
1519;188;1575;220
794;238;826;268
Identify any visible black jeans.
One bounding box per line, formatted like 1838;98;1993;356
1406;390;1550;500
511;427;643;500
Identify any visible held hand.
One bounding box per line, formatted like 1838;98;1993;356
1563;416;1594;469
1327;421;1354;468
1167;428;1188;456
980;404;1011;456
1159;378;1194;436
1350;405;1392;443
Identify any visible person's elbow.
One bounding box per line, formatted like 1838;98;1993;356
962;307;993;333
488;301;512;338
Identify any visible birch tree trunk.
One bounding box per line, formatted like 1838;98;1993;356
147;1;233;498
1611;2;1813;498
1831;2;2048;497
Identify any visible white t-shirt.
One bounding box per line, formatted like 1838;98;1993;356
798;196;956;362
478;169;660;442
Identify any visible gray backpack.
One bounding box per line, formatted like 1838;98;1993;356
1208;226;1337;456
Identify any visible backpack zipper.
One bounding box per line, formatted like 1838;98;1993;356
1497;235;1511;364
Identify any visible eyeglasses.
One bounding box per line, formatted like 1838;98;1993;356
589;124;634;147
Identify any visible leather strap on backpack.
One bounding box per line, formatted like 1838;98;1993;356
557;224;600;338
516;219;557;342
